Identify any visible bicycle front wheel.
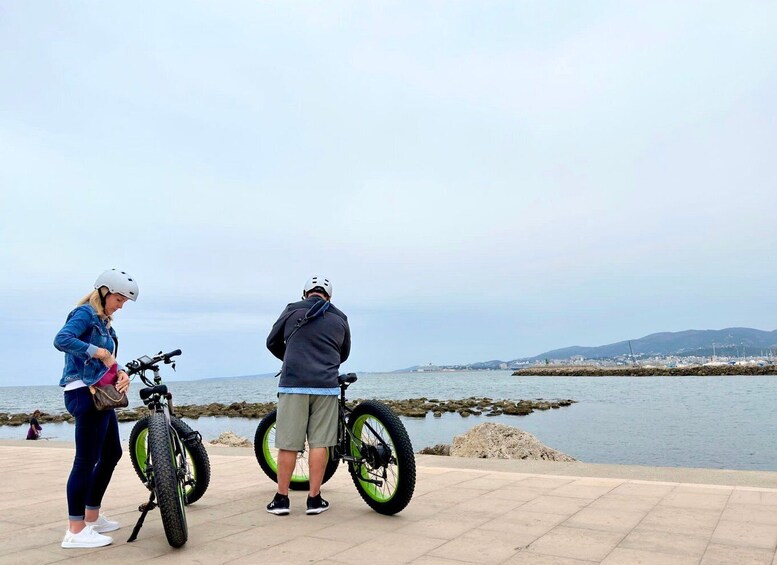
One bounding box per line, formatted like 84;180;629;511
148;413;188;548
253;409;339;491
347;400;416;515
130;416;211;504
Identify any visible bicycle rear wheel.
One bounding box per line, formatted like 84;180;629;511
347;400;416;515
130;416;211;504
148;413;188;548
254;409;339;491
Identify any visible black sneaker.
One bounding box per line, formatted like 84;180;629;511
306;494;330;515
266;493;290;515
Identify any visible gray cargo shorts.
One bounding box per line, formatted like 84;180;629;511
275;393;338;451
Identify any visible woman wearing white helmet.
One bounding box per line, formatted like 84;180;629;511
53;269;138;549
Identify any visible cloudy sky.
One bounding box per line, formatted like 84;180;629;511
2;2;776;386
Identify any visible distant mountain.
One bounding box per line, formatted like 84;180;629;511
396;327;777;372
515;327;777;363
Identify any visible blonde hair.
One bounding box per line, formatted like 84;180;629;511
77;289;112;327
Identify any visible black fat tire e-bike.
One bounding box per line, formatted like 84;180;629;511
254;373;416;515
125;350;211;548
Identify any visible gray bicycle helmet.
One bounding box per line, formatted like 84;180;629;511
94;269;139;301
303;275;332;298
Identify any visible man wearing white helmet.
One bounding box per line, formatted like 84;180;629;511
53;269;138;548
266;276;351;515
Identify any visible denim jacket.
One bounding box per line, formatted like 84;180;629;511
54;305;120;387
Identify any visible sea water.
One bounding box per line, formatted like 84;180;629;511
2;371;776;471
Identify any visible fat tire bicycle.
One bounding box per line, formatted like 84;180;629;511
254;373;416;515
125;349;211;547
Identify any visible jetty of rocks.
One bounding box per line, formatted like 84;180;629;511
0;397;576;427
513;364;777;377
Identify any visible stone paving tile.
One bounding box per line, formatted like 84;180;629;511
150;539;259;563
600;547;700;564
710;520;777;550
227;534;354;564
636;505;722;536
311;522;393;546
586;494;661;512
700;543;776;565
720;503;777;525
456;475;527;491
607;481;675;498
412;470;489;493
479;508;568;537
562;507;647;534
729;489;777;506
618;528;710;558
525;527;625;562
427;527;529;563
446;491;530;516
63;540;172;563
0;548;71;565
520;495;594;515
549;482;620;500
329;531;448;564
393;514;489;540
657;490;730;511
0;519;31;535
413;556;483;565
503;552;598;564
673;483;734;494
492;485;549;502
519;476;576;490
391;494;459;520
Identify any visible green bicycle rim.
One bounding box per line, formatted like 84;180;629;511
136;427;197;498
261;424;311;483
350;414;398;502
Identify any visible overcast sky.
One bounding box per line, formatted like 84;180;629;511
2;2;776;386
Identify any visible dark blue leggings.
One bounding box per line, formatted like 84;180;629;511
64;387;123;520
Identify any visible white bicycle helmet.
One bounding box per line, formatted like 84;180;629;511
303;275;332;298
94;269;139;301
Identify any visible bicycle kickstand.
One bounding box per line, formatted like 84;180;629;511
127;490;157;543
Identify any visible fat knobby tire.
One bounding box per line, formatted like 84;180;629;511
253;409;339;491
347;400;416;515
148;413;188;548
129;415;211;504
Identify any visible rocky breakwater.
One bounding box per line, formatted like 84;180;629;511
513;365;777;377
354;397;576;418
1;397;576;427
437;422;575;461
171;401;276;419
1;411;73;426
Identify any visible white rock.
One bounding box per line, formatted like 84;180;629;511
208;431;251;448
451;422;575;461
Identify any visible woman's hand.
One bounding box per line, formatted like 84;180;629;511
116;370;130;394
95;347;116;368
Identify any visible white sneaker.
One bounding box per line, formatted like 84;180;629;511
61;525;113;549
85;514;120;533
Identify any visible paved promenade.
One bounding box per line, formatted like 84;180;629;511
1;441;776;564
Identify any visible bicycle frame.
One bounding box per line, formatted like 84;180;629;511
135;365;192;489
333;377;394;487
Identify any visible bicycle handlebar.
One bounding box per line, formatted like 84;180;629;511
125;349;182;375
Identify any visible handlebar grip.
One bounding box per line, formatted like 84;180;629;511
164;349;182;358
